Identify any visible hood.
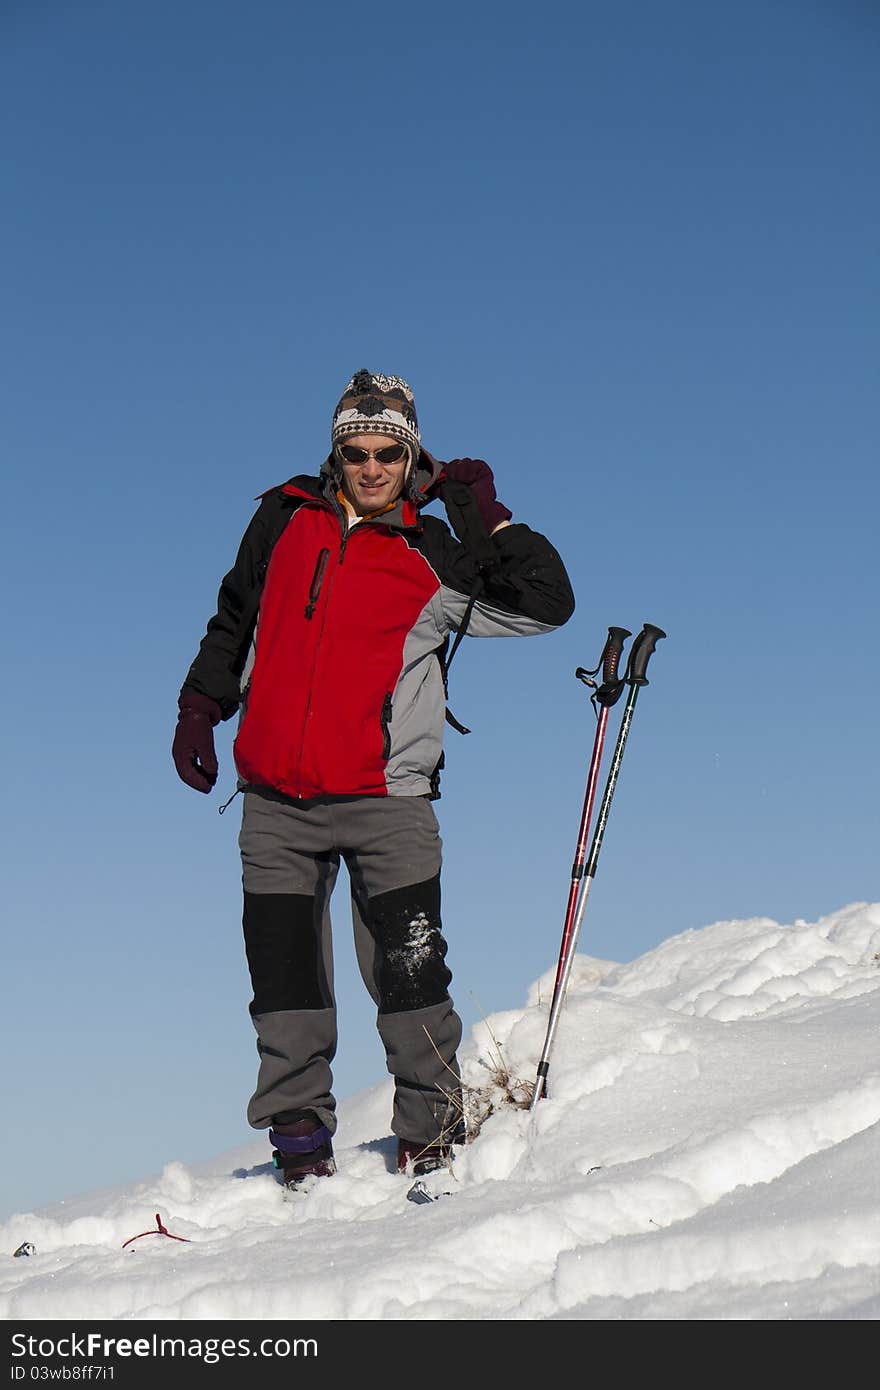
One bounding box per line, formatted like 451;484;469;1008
410;446;444;499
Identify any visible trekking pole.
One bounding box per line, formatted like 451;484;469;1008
540;628;631;1073
528;626;630;1108
529;623;666;1112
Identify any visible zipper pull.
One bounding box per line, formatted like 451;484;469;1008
218;786;243;815
304;547;331;619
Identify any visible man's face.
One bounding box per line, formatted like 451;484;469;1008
337;433;411;516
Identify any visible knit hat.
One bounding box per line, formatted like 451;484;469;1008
331;369;421;461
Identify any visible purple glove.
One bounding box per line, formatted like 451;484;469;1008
441;458;512;533
172;690;221;792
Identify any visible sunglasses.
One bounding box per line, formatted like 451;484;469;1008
337;442;409;465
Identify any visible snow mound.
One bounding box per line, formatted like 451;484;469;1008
2;903;879;1320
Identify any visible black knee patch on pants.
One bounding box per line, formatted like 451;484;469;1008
243;892;332;1013
366;875;452;1014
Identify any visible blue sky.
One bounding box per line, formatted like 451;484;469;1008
2;0;878;1219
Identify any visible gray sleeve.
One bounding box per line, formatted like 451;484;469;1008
438;583;562;638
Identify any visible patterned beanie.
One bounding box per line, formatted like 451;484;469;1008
331;369;421;461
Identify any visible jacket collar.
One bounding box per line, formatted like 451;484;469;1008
262;447;444;533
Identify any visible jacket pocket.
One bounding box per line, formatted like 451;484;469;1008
380;693;393;761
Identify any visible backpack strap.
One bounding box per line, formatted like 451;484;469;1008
434;477;503;736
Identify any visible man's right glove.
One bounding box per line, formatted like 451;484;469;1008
172;690;221;792
441;458;513;534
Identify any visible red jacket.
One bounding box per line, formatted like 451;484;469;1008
182;458;575;800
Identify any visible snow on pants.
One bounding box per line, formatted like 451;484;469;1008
238;788;463;1145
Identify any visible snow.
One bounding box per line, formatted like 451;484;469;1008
3;903;879;1322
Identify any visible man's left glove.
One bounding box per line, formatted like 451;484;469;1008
172;690;221;792
441;458;512;534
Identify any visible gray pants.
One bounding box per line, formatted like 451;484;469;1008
238;789;463;1145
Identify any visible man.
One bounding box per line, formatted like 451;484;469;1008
172;369;574;1187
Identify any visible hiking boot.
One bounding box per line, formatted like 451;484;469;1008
270;1113;336;1189
396;1137;455;1177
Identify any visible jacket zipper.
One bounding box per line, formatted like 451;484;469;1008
294;513;396;793
293;524;345;796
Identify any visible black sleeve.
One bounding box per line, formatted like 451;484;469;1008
426;517;576;632
179;500;272;720
483;522;576;626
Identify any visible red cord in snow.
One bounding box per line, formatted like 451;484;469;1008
121;1213;191;1249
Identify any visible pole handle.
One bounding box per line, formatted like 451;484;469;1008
627;623;666;686
595;626;631;707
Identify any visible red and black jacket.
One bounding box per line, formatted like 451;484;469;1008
181;456;575;799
